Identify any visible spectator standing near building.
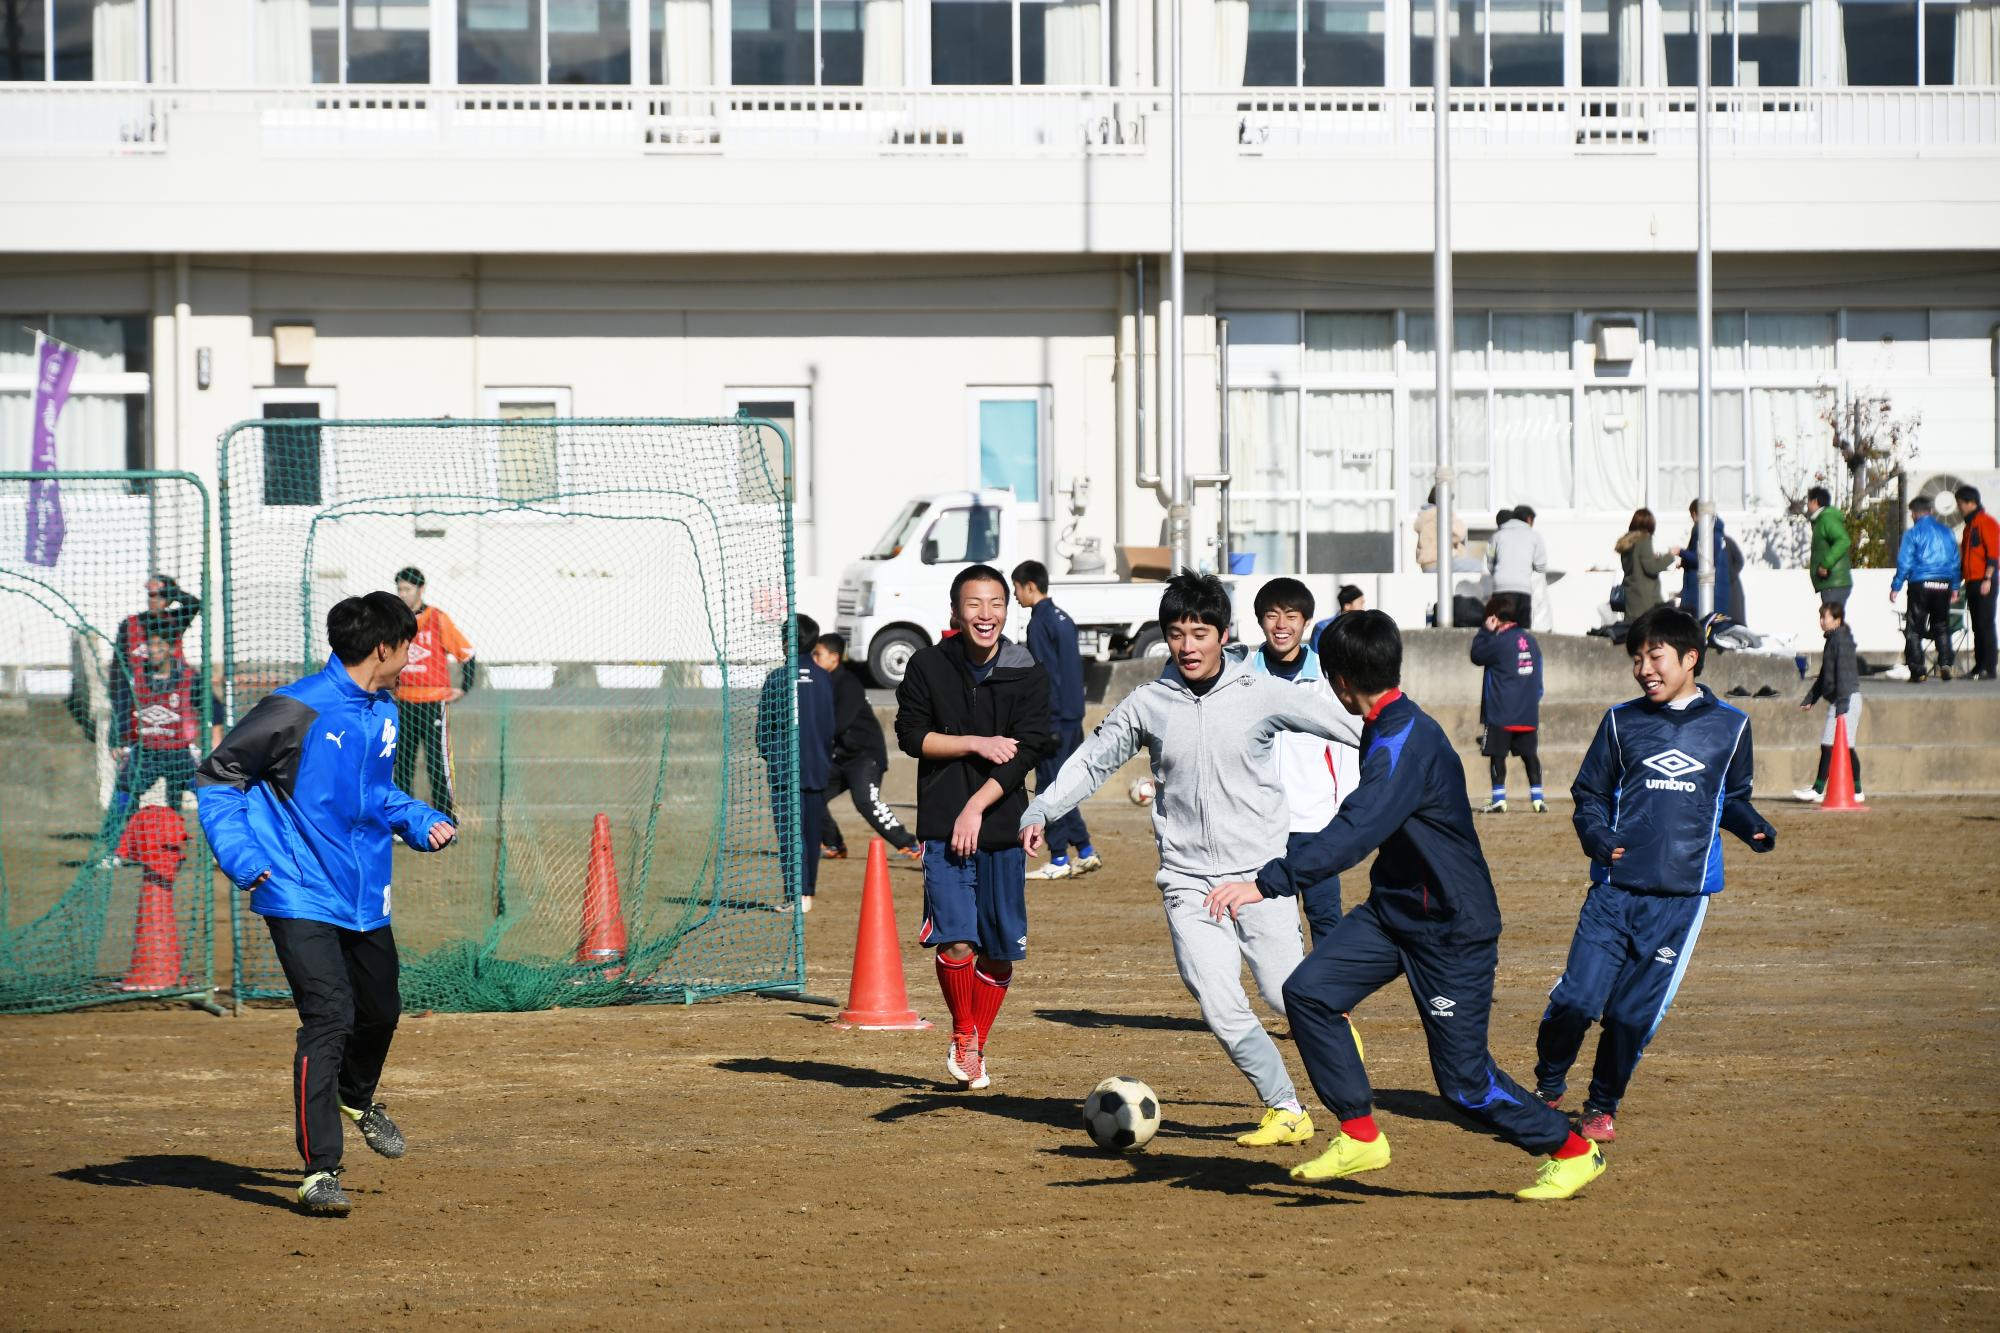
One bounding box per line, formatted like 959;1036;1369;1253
1486;506;1547;627
1413;487;1468;573
391;568;475;821
1891;496;1962;682
1805;486;1853;611
1013;561;1100;882
1679;501;1739;621
1958;485;1999;680
1614;508;1678;623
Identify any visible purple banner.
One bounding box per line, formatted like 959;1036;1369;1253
25;332;77;568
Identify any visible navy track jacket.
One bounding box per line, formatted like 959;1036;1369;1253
195;659;452;932
1571;685;1775;897
1469;624;1543;730
759;657;835;792
1027;599;1087;723
1256;692;1503;944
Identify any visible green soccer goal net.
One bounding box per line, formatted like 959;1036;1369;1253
0;471;217;1014
217;417;803;1012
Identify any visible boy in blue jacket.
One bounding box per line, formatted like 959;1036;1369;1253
758;614;835;911
1207;611;1607;1201
1469;592;1545;813
195;592;456;1215
1890;494;1963;683
1534;605;1775;1145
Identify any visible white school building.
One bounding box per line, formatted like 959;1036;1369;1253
2;0;1997;654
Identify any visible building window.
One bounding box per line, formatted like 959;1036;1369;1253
256;0;431;82
3;0;147;79
458;0;631;82
1662;0;1811;85
1580;0;1650;85
1410;0;1563;86
731;0;885;82
483;388;568;504
0;317;150;473
1234;0;1388;85
968;388;1049;516
252;391;338;508
1651;311;1832;511
1839;0;1997;83
724;388;812;519
931;0;1106;84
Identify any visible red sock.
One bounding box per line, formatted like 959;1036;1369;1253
971;962;1012;1047
1554;1132;1593;1160
935;951;977;1035
1340;1115;1381;1143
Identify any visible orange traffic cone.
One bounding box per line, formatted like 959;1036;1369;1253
835;838;932;1031
119;806;188;992
575;813;628;976
1821;715;1866;812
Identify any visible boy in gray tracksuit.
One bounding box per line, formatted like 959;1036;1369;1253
1020;572;1361;1149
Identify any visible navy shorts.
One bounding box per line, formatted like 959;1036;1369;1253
919;844;1029;961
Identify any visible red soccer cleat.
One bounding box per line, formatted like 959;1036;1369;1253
1578;1109;1616;1143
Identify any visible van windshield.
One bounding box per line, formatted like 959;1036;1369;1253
866;501;930;559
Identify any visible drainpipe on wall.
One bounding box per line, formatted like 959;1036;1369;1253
173;255;190;473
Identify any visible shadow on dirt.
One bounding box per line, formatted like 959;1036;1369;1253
1033;1008;1210;1034
55;1154;301;1212
712;1057;934;1092
1372;1086;1529;1145
1040;1143;1507;1204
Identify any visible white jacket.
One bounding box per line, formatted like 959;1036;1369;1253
1246;645;1363;834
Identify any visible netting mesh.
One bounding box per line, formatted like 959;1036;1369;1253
219;418;801;1011
0;472;216;1013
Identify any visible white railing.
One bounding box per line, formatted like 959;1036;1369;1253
1209;87;2000;155
0;83;1992;157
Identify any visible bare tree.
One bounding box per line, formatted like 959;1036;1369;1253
1823;392;1921;517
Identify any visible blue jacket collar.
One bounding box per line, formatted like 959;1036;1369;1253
321;656;391;704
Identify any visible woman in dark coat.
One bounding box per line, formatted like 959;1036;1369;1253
1615;507;1679;620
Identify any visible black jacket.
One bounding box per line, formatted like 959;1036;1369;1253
895;636;1052;849
829;665;888;766
1804;623;1859;712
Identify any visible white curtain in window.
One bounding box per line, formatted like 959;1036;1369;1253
661;0;713;85
1304;314;1394;373
864;0;904;83
1216;0;1252;84
1407;312;1488;374
1303;391;1394;491
1746;312;1835;371
1798;1;1813;82
1659;389;1747;509
4;394;131;472
1578;387;1643;511
1748;387;1825;509
92;0;141;80
1231;388;1300;491
258;0;316;82
1611;0;1656;84
1494;391;1572;510
1042;0;1101;82
1491;313;1571;372
1411;391;1492;512
1960;0;2000;81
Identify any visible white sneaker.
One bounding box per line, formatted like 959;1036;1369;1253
1071;853;1103;875
1791;787;1823;804
1028;860;1074;882
1852;791;1867;803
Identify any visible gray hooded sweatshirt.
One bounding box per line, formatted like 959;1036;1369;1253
1020;644;1362;883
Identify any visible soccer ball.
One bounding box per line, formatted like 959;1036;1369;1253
1082;1076;1161;1153
1128;777;1156;806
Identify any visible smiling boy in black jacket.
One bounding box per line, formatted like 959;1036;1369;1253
895;564;1052;1091
1207;610;1606;1201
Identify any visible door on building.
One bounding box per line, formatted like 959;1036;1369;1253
724;388;812;571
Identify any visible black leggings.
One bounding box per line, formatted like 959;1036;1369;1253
1483;727;1542;789
821;753;917;851
1813;745;1864;792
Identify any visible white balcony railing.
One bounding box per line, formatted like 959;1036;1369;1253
0;83;1993;158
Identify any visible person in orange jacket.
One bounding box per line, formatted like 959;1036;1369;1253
392;567;476;819
1957;485;1999;680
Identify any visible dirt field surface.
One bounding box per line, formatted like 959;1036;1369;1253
3;799;1997;1330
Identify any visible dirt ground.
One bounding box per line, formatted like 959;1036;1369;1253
2;799;1997;1330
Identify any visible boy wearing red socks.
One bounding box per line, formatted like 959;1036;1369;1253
894;564;1053;1089
1207;610;1606;1200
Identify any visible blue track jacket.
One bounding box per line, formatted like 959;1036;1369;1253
1891;515;1963;593
1469;624;1543;730
1255;691;1503;944
1027;599;1087;723
195;659;452;932
759;657;835;792
1571;685;1775;897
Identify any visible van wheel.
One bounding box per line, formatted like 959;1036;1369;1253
867;628;928;688
1128;627;1167;662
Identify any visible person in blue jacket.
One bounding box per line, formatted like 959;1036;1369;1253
1678;501;1740;619
758;613;835;912
1890;494;1964;682
1206;610;1608;1201
1013;561;1100;881
195;592;456;1216
1469;592;1545;814
1534;604;1775;1146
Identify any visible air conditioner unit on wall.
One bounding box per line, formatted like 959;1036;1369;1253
1593;322;1641;365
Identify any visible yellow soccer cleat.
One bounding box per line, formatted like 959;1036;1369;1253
1516;1144;1607;1200
1237;1107;1315;1147
1289;1130;1391;1182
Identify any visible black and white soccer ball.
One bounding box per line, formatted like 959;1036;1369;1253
1082;1076;1161;1153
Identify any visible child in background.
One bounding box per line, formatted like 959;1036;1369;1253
1247;577;1360;947
1470;593;1545;813
812;633;922;859
1013;561;1101;882
1535;605;1775;1144
758;615;834;913
1794;600;1864;803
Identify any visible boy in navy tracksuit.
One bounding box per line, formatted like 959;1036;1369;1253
1535;605;1775;1144
1208;610;1607;1201
1013;561;1100;881
758;614;835;912
196;592;456;1215
1469;592;1545;814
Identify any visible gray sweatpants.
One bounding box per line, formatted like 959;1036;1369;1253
1160;874;1306;1110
